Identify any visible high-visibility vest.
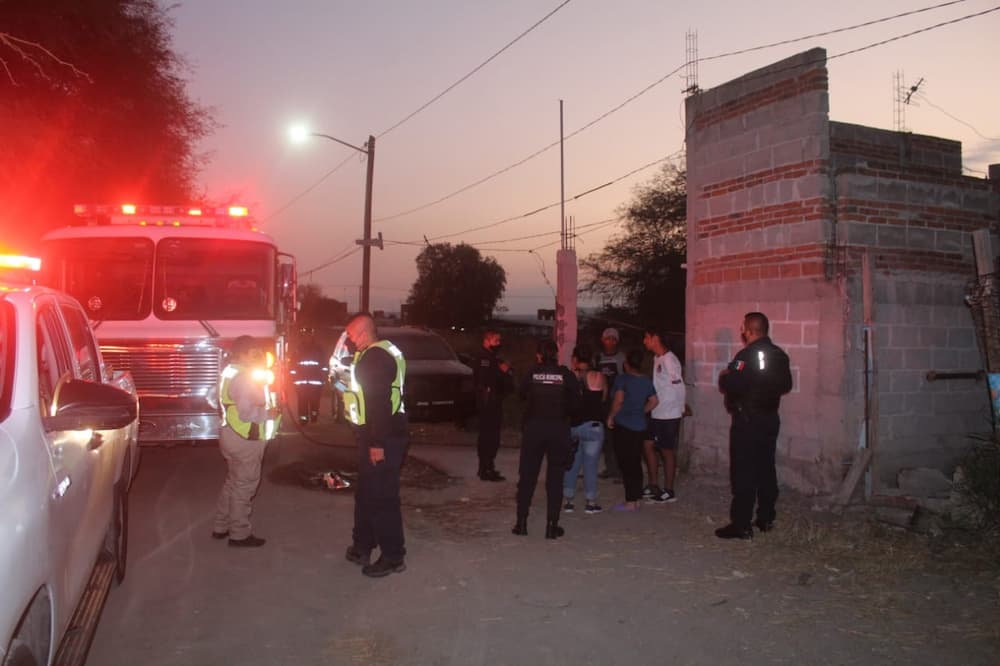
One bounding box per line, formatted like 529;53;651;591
344;340;406;426
220;363;280;440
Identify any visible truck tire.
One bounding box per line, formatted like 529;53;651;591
102;475;129;584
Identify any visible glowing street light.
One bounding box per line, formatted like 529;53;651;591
288;124;379;313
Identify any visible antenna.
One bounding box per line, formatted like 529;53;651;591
684;29;699;96
893;70;906;132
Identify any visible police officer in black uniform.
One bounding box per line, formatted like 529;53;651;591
512;339;580;539
716;312;793;540
474;328;513;481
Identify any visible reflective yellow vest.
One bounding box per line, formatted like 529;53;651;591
344;340;406;426
220;363;280;440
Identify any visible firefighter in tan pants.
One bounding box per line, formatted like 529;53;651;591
213;336;280;547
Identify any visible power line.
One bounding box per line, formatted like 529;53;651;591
301;246;361;277
418;153;678;243
261;152;357;223
913;91;999;142
373;0;975;225
377;0;575;139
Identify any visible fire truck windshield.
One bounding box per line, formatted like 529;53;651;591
41;237;277;321
154;238;276;320
41;238;154;320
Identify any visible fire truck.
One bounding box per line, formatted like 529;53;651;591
39;204;297;444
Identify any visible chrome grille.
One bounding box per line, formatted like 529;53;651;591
101;343;221;397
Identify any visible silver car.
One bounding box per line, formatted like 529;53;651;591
0;276;139;666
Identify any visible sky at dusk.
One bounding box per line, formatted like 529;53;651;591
170;0;999;314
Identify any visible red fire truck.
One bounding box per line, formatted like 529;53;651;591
40;204;297;444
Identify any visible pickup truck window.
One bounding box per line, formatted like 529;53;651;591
0;300;12;420
36;305;73;415
60;303;101;383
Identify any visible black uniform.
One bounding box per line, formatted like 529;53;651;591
595;350;625;477
474;346;512;476
515;362;580;525
291;338;328;423
718;336;792;531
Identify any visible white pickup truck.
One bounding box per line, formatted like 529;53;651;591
0;271;139;666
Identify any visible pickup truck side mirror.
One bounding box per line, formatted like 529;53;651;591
44;379;138;432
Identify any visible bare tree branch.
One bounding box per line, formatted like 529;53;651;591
0;31;90;85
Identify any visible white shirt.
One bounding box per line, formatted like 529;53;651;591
650;351;685;419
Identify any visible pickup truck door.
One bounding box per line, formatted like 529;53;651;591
35;301;103;623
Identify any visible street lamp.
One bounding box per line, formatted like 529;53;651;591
289;124;379;314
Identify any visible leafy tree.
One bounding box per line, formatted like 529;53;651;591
581;162;686;333
0;0;214;251
406;243;506;328
297;283;348;327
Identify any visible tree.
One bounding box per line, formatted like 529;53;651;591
406;243;506;328
297;283;348;327
581;162;686;333
0;1;214;251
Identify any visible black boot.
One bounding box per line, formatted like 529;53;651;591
511;516;528;535
545;520;565;539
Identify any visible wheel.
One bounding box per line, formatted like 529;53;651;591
102;476;129;584
1;638;40;666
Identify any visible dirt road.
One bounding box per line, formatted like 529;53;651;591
87;421;999;665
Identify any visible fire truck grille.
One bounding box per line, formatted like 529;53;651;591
101;345;221;397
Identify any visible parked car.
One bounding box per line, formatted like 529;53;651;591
329;327;475;422
0;272;139;666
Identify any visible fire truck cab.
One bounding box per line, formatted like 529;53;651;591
39;204;297;444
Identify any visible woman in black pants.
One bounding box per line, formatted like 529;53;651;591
606;349;658;511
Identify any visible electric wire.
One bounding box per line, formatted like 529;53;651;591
912;90;999;142
377;0;575;139
372;0;979;224
301;246;361;278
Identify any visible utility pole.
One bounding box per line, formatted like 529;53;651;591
356;134;381;314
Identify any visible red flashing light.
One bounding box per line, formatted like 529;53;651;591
229;206;249;217
0;255;41;271
121;204;137;215
188;208;202;216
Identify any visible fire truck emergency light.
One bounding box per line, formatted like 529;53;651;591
0;255;41;271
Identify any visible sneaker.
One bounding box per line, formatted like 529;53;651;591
714;524;752;540
563;501;575;513
362;556;406;578
228;535;266;548
654;489;677;503
584;503;603;514
641;485;655;498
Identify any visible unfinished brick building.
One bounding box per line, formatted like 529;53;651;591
684;48;1000;495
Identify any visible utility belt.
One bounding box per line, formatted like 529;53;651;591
732;404;778;421
226;423;264;441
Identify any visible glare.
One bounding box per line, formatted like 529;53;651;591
288;124;311;144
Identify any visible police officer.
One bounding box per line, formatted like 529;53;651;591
341;313;409;577
716;312;793;540
512;339;580;539
213;336;281;548
474;328;513;481
290;327;328;423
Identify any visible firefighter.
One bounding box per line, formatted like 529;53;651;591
474;328;513;481
290;327;328;423
341;313;409;577
716;312;793;540
512;339;580;539
213;336;281;548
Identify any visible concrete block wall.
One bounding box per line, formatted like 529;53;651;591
685;48;855;493
685;47;1000;497
831;123;999;487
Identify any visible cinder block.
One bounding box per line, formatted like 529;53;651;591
772;140;804;168
931;347;963;369
746;148;773;173
771;321;802;345
889;369;924;392
903;392;934;414
879;392;907;415
935;229;966;253
789;300;821;321
877;180;908;202
904;305;932;326
790;219;829;245
877;225;907;248
903;348;933;371
906;226;935;249
918;327;949;347
947;327;975;348
877;347;903;370
845;221;877;247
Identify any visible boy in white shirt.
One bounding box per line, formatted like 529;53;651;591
643;327;685;502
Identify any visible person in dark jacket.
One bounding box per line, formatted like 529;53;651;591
474;328;513;481
716;312;793;540
290;327;328;423
341;313;409;576
512;339;580;539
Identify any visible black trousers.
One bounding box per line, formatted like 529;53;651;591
516;420;571;522
352;428;408;562
613;426;645;502
296;385;322;421
729;412;780;530
477;398;503;471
